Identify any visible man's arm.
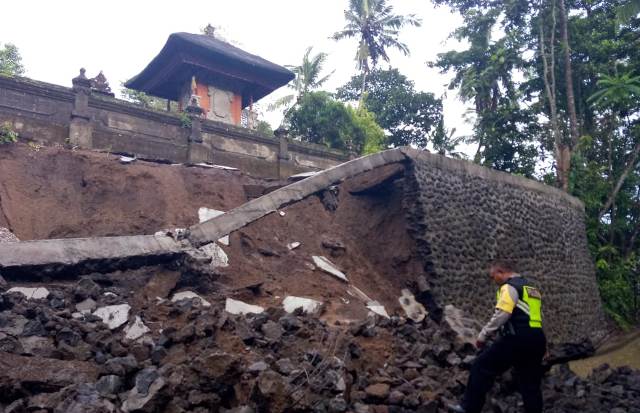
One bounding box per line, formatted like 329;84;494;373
477;284;518;342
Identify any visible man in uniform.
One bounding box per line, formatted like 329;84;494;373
449;261;547;413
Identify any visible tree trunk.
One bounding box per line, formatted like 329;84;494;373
358;69;369;109
558;0;580;146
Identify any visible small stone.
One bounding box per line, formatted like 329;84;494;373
95;375;123;396
328;396;348;412
248;361;269;373
76;298;97;314
388;390;404;404
261;321;283;342
287;242;301;250
104;355;138;376
74;277;101;301
365;383;390;399
275;358;295;375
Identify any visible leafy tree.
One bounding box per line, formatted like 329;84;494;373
256;120;274;137
0;43;25;76
336;68;443;149
269;47;333;113
331;0;421;102
434;0;640;323
286;91;386;154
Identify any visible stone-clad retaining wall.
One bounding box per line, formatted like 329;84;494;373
0;75;348;178
402;149;606;344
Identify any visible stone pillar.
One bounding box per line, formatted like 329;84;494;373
69;68;93;148
185;95;211;164
275;127;292;179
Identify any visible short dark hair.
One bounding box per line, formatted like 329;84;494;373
490;260;515;272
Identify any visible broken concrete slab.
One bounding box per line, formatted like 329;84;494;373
93;304;131;330
283;296;322;314
398;289;427;323
348;163;405;195
366;301;390;319
313;256;348;282
0;234;184;280
6;287;50;300
124;316;150;341
225;298;264;315
0;351;99;389
188;148;408;247
198;207;229;245
171;291;211;307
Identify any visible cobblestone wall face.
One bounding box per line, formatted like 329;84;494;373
403;153;606;343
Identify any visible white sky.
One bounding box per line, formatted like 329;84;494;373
0;0;474;145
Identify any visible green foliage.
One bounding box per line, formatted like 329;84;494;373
0;122;19;145
336;69;443;149
179;113;192;129
120;83;176;112
286;91;386;154
0;43;25;76
256;120;274;137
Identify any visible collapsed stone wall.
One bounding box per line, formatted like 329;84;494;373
403;150;606;344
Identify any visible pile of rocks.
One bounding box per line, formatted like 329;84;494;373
0;272;638;413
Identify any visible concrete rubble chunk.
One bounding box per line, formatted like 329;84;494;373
124;316;151;341
171;291;211;307
225;298;264;315
443;304;482;344
93;304;131;330
198;242;229;268
366;301;390;318
198;207;230;245
398;289;427;323
287;242;301;250
312;256;348;282
0;227;19;243
6;287;50;300
282;296;322;314
119;155;136;164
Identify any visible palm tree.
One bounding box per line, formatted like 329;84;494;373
269;47;333;113
332;0;421;103
588;72;640;109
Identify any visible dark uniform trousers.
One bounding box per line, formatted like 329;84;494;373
462;329;547;413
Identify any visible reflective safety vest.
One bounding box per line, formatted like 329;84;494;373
496;276;543;334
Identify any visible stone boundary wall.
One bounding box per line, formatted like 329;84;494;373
401;149;606;344
0;75;348;178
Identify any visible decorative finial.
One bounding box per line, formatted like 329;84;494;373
203;24;216;38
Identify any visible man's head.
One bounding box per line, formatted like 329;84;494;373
489;260;516;285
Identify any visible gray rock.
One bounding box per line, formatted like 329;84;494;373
261;320;283;342
135;367;160;396
389;390;404;404
104;355;138;376
74;277;101;301
19;336;54;356
328;396;348;412
275;358;295;375
21;319;46;337
95;375;123;396
76;298;97;314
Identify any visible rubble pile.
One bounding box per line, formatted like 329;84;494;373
0;270;638;413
